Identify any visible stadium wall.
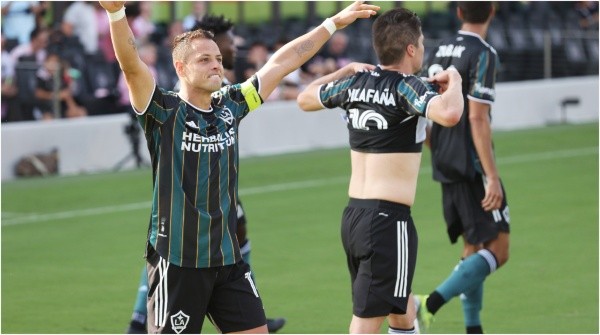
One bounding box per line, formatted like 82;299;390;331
2;76;598;181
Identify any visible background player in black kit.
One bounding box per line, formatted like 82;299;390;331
297;8;463;334
414;2;510;334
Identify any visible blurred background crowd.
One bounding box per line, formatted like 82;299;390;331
1;1;598;123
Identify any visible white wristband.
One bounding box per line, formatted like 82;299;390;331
321;18;337;36
107;7;126;22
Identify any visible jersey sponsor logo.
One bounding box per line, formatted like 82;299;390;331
181;128;236;153
170;310;190;334
219;107;234;125
413;91;436;109
473;82;496;99
347;88;396;107
348;108;388;130
185;120;200;130
435;44;466;58
159;217;168;238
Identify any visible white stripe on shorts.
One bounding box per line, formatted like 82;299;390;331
394;221;409;298
481;175;503;222
155;258;169;328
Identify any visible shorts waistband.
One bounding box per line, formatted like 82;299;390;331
348;198;411;213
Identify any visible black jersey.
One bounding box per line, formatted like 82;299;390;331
318;66;439;153
138;76;263;268
425;31;500;183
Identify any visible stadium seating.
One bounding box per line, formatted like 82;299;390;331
3;1;597;123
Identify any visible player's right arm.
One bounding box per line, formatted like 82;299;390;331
99;1;155;113
425;68;464;127
297;62;375;111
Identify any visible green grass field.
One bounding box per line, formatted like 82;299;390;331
1;122;598;334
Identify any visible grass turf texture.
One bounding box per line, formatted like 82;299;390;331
1;122;598;333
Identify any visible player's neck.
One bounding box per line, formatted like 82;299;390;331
179;87;213;110
380;61;415;76
460;23;488;40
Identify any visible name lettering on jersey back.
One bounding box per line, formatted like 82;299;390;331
435;44;466;58
181;128;236;153
347;88;396;107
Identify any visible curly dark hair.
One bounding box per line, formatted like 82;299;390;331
191;14;234;36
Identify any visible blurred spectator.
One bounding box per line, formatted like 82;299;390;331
269;38;303;100
1;33;18;121
61;1;98;56
182;1;206;31
242;41;302;101
95;2;117;76
155;20;183;89
575;1;599;30
9;26;48;70
34;52;87;120
1;1;47;45
131;1;155;43
243;41;270;80
306;31;351;77
117;43;158;114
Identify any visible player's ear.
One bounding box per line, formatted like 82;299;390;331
407;43;416;57
174;59;185;77
456;6;464;21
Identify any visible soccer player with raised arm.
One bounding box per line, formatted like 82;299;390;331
297;8;463;334
125;14;285;334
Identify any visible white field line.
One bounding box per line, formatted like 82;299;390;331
2;147;597;226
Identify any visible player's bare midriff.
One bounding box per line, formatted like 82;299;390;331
348;150;422;207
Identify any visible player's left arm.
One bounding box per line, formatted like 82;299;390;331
469;49;503;211
297;62;375;111
255;1;378;101
470;100;503;211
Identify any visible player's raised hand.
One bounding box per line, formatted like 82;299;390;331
346;62;377;74
99;1;125;13
427;68;461;93
330;1;380;30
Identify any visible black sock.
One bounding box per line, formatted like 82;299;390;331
129;320;146;331
466;325;484;333
426;291;446;315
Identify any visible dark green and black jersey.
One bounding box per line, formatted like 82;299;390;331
137;76;262;268
424;30;500;183
318;66;439;153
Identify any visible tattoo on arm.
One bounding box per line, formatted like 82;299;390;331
128;37;137;50
294;40;315;57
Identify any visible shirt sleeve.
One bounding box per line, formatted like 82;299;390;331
137;85;175;135
397;76;440;117
213;75;263;119
318;75;356;109
468;49;498;104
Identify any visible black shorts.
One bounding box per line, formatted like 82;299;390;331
442;176;511;245
341;198;418;318
146;245;266;334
